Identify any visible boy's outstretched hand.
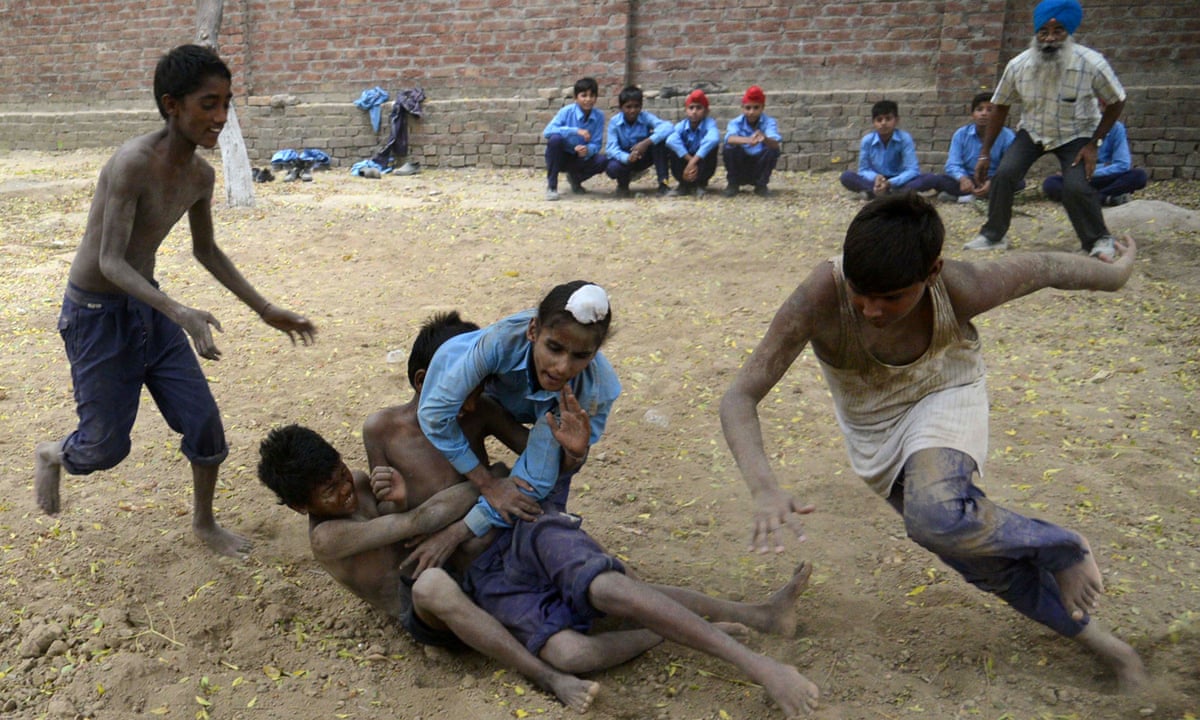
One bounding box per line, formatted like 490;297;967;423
261;304;317;346
750;487;816;554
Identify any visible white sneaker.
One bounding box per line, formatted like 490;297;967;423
1088;236;1116;261
545;189;560;201
963;234;1007;251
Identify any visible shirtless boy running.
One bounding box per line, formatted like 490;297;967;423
721;193;1147;692
34;44;315;557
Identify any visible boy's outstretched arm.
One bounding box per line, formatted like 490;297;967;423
187;198;317;346
721;266;836;554
946;237;1137;322
309;480;477;562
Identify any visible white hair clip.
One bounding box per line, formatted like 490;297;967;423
565;284;610;324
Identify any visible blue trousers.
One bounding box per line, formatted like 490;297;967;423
886;448;1088;638
840;170;941;195
934;174;1026;197
723;144;780;188
669;151;718;190
605;144;669;187
1042;168;1147;203
57;283;227;474
981;131;1110;251
465;509;624;654
544;134;607;191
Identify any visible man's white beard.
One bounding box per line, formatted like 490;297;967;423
1030;35;1073;82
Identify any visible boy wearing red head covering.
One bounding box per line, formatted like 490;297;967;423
722;85;783;197
665;89;721;197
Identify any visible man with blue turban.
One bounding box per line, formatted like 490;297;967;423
965;0;1128;263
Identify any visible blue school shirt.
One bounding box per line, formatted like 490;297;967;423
855;128;921;187
1093;121;1131;180
543;103;606;159
945;124;1016;180
605;111;673;164
723;113;782;156
666;116;720;159
418;310;622;536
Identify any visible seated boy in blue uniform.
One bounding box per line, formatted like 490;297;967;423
1042;105;1146;206
665;89;720;197
542;77;607;201
721;85;782;197
935;92;1021;202
839;99;939;199
604;85;673;198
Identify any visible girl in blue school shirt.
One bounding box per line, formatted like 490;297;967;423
418;280;620;537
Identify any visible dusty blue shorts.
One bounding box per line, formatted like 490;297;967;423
57;283;227;474
465;510;624;655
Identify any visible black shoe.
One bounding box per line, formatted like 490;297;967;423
614;186;633;199
721;184;740;197
656;181;671;197
753;185;770;198
568;174;587;194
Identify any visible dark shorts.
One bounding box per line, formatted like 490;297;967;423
57;283;227;474
465;510;624;655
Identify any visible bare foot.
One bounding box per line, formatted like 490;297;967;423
712;621;751;639
1055;535;1104;621
756;561;813;636
545;674;600;714
194;521;252;558
1074;623;1149;693
757;660;820;718
35;441;64;514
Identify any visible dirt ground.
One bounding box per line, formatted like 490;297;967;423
0;148;1197;720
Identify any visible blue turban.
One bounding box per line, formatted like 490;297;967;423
1034;0;1082;34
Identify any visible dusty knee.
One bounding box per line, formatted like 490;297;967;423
411;568;461;613
584;570;628;612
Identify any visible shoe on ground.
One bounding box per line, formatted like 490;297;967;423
614;186;633;199
753;185;770;198
299;167;313;182
394;161;421;176
936;191;958;203
694;186;706;198
963;233;1007;251
568;174;587;194
666;187;684;198
282;167;300;182
1105;193;1131;207
657;182;671;197
722;185;740;197
361;167;382;179
1088;235;1116;261
855;190;871;201
545;188;560;201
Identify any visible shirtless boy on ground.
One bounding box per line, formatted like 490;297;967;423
721;193;1147;692
35;44;315;557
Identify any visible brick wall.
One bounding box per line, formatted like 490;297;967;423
1;0;1196;179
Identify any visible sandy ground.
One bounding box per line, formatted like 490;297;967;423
0;148;1198;720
